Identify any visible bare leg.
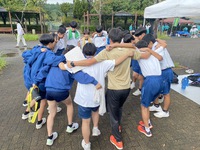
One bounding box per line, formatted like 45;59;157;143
141;105;150;127
62;95;73;125
37;99;47;121
92;110;99;128
138;75;144;90
163;94;170;111
47;100;57;136
82;118;91;144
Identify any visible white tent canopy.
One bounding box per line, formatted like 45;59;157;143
144;0;200;19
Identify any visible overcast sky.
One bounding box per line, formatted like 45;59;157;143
47;0;73;4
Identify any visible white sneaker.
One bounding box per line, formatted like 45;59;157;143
149;105;162;112
81;139;91;150
46;132;58;146
132;89;141;96
92;127;101;136
22;112;34;120
66;122;79;133
154;111;169;118
36;118;46;129
130;82;135;89
47;106;62;113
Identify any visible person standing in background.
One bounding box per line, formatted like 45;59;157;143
15;20;27;48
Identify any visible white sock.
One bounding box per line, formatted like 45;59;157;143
145;126;150;132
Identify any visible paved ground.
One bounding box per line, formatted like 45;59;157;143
0;34;200;150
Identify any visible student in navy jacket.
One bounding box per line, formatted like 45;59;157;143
22;34;65;130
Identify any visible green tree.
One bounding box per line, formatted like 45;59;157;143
60;2;73;17
73;0;88;20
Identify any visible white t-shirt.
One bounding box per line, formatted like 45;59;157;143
74;60;115;107
66;30;80;46
137;48;161;77
93;31;107;48
53;38;65;53
17;23;24;35
153;42;174;70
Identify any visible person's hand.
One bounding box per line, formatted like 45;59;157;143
67;61;73;68
41;48;46;52
128;51;135;57
32;84;37;89
95;83;102;90
106;45;113;51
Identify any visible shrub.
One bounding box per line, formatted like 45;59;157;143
80;25;96;33
0;56;6;71
24;34;39;41
157;33;170;40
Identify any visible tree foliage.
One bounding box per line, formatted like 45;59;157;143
60;2;73;17
73;0;88;20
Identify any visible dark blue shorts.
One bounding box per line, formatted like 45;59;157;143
38;83;46;99
131;60;142;75
161;68;173;95
78;105;99;119
141;76;163;107
46;90;69;102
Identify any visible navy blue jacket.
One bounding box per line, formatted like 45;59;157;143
45;66;98;92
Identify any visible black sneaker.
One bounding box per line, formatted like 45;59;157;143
22;100;28;107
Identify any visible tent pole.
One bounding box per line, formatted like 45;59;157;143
143;18;146;27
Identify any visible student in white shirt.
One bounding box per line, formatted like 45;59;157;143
142;34;174;118
59;42;135;150
93;26;107;54
135;40;163;138
53;27;66;55
66;21;81;47
80;30;92;49
15;20;27;48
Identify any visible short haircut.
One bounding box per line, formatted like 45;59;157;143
62;45;75;55
123;34;135;43
123;30;130;37
39;34;54;46
57;27;66;34
70;21;77;28
83;43;97;56
96;26;103;33
83;30;90;35
16;20;20;23
135;40;148;49
142;34;156;45
108;28;123;43
135;27;147;37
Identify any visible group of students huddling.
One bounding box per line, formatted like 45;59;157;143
21;20;174;150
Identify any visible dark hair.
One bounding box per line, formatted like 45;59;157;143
135;27;147;37
51;33;58;41
123;30;130;37
83;30;90;35
69;21;77;28
135;40;148;49
59;24;66;29
96;26;103;33
39;34;54;46
107;28;111;34
57;27;66;34
62;45;75;55
16;20;20;23
123;34;135;43
83;43;97;56
117;26;124;31
142;34;156;45
108;28;123;43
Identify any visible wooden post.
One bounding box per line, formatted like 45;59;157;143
39;10;43;34
8;11;13;34
134;13;137;28
24;18;27;33
112;10;114;28
83;12;85;31
87;11;89;30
